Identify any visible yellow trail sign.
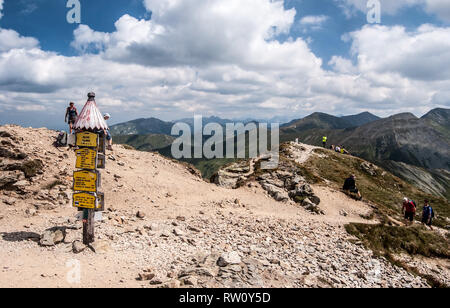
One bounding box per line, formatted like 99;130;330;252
73;170;98;192
76;132;98;148
75;148;97;170
73;192;97;210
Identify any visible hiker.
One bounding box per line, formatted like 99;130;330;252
343;174;362;200
65;102;78;134
421;200;434;230
322;136;328;148
103;113;113;151
402;197;416;226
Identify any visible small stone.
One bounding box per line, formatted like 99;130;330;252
173;228;186;237
217;251;241;267
339;210;349;217
138;273;156;281
136;211;146;219
89;240;110;254
182;276;197;287
72;241;86;254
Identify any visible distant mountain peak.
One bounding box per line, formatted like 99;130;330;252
389;113;418;121
341;112;380;127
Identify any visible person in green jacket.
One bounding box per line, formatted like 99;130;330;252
322;136;328;148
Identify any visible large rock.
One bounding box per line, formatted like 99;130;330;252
360;162;378;176
40;229;65;247
217;251;242;267
72;241;86;254
89;240;111;254
0;170;23;189
3;159;44;178
261;183;289;202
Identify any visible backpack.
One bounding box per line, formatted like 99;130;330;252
406;200;416;213
56;131;68;147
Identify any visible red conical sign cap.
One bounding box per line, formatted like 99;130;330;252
74;92;109;131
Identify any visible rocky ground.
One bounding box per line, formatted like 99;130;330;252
0;125;446;288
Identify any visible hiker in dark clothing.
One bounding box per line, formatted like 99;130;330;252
343;174;362;200
421;200;434;230
65;102;78;134
402;197;416;226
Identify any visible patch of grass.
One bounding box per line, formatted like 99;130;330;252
345;223;450;259
346;223;450;288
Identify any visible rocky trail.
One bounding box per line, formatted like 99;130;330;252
0;125;445;288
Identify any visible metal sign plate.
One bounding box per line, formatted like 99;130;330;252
76;132;99;148
75;148;97;170
73;170;98;192
73;192;97;209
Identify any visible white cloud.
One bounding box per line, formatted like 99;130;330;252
0;0;4;20
298;15;329;32
300;15;329;26
0;29;40;52
328;56;358;74
348;24;450;81
336;0;450;22
72;0;321;73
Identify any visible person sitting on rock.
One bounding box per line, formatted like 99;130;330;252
343;174;362;200
103;113;113;151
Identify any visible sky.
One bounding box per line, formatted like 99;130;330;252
0;0;449;129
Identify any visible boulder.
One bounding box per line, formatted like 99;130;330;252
173;228;186;237
3;159;44;178
361;162;378;176
89;240;110;254
40;229;65;247
0;170;23;189
308;195;321;206
72;241;86;254
217;251;241;267
261;183;289;202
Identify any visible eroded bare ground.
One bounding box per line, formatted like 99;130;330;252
0;125;442;288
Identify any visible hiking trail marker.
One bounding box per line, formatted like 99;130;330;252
72;92;109;245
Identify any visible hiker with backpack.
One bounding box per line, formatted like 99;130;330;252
65;102;78;134
402;198;417;225
421;200;434;230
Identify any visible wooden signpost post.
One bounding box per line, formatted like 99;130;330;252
72;92;108;246
73;131;105;245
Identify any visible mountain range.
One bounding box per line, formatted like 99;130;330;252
111;108;449;198
280;108;450;198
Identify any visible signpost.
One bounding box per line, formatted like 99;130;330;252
72;92;108;245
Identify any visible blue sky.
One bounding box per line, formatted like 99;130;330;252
0;0;449;129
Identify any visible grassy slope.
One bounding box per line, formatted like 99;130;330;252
295;147;450;228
